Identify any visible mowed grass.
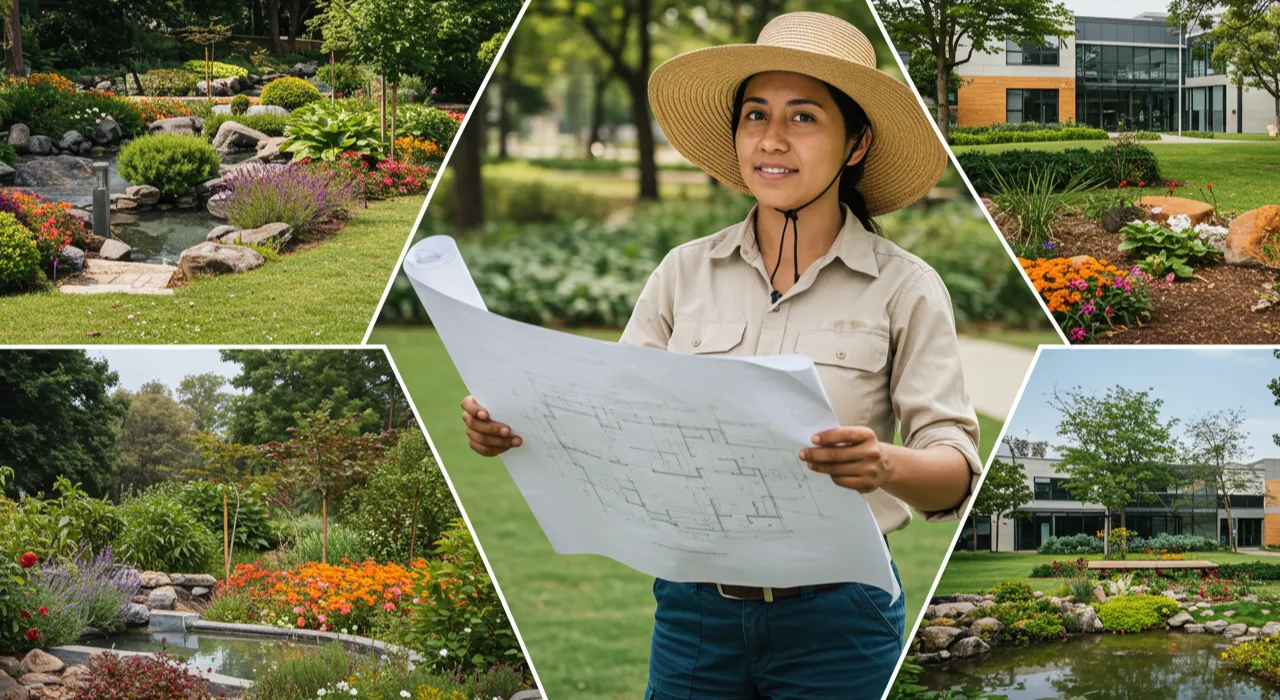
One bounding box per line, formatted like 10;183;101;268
372;326;1000;700
936;550;1280;596
953;140;1280;212
483;161;714;202
0;196;422;344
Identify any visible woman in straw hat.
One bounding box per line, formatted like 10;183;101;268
460;11;981;698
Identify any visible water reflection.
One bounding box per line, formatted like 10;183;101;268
921;632;1279;700
82;631;317;679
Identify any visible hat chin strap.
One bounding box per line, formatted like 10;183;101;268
765;142;858;304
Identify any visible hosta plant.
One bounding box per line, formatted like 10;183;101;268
281;102;383;162
1118;220;1221;279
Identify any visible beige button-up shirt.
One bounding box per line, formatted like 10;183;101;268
619;203;982;534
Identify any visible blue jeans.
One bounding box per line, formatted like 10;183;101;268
645;563;905;700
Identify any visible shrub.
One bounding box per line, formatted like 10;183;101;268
0;190;92;260
319;153;432;201
950;127;1108;146
345;430;460;565
175;481;277;551
230;94;250;115
1224;636;1280;684
204;112;289;138
283;523;371;567
281;101;382;161
28;547;140;645
1217;562;1280;580
398;104;462;147
396;136;443;165
1068;577;1097;603
78;651;216;699
0;545;39;654
0;213;41;291
140;69;199;97
1039;533;1105;555
1020;257;1156;343
0;73;79;135
1004;612;1067;645
957;141;1161;194
115;493;219;572
260;76;323;110
117;134;220;197
1183;130;1215;139
983;599;1060;629
991;580;1035;603
327;62;370;96
0;142;15;167
408;519;524;677
219;161;358;235
1095;594;1179;633
952;120;1088;135
135;98;194;123
1122;131;1162;141
1118;220;1222;279
200;588;257;624
181;59;249;79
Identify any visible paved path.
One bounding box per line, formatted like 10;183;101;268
1108;132;1263;144
59;259;176;295
956;337;1039;420
1238;548;1280;558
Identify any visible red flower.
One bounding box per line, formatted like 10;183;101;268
1206;183;1213;190
37;606;48;618
1139;181;1145;187
1120;180;1128;187
19;610;30;620
25;628;40;642
19;552;36;568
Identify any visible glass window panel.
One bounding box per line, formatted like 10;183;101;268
1103;22;1118;41
1119;23;1134;42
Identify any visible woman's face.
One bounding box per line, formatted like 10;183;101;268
734;71;870;211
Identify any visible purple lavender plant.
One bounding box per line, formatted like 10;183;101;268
33;546;142;636
219;161;358;236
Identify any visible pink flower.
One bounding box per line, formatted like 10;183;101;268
1081;303;1096;316
1165;272;1175;283
1104;306;1113;316
383;602;396;612
317;614;326;623
1069;327;1087;342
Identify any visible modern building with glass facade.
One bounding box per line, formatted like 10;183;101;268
952;11;1279;134
956;456;1277;553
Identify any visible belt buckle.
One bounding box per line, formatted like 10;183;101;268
714;583;775;602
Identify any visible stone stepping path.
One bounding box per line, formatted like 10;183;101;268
58;259;175;295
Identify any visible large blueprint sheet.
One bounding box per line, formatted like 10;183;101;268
403;236;897;597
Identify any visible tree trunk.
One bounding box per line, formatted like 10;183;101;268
936;54;951;140
1103;510;1111;557
1224;490;1236;552
498;32;517;159
631;0;658;201
4;0;22;77
288;0;302;53
331;51;337;101
223;492;230;584
389;82;398;162
267;0;283;54
379;76;387;149
321;496;328;564
588;72;607;159
453;90;486;230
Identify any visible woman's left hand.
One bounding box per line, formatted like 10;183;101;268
799;426;886;493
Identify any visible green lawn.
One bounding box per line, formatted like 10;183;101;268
372;326;1000;700
1165;132;1280;143
483;161;714;201
953;141;1280;212
0;196;421;344
972;329;1064;351
936;550;1280;596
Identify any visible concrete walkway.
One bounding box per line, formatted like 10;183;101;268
1237;547;1280;558
1108;132;1262;144
58;259;176;295
956;337;1039;420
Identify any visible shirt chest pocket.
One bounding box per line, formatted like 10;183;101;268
667;316;748;355
795;327;891;427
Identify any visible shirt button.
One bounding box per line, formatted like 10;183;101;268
693;338;701;348
836;350;846;360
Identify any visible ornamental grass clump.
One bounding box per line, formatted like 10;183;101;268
219;162;358;236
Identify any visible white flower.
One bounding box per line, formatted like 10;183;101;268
317;691;327;697
351;691;358;697
401;693;412;698
1167;213;1193;233
439;649;449;657
464;627;471;634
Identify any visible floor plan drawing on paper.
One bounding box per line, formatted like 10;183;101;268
512;374;826;540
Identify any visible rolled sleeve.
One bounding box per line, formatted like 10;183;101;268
888;268;983;523
619;249;678;349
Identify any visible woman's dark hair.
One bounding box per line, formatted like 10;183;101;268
730;77;877;232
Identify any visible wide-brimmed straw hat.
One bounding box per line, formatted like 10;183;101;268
648;11;946;216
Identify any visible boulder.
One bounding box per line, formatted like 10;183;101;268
58;131;86;151
95;80;113;91
211;121;268;154
207;225;236;242
8;123;30;152
148;116;205;137
93;116;123;144
1202;609;1215;617
1224;610;1236;617
175;195;197;208
171;573;217;587
147;585;177;610
207;191;231;219
1163;592;1187;603
1185;623;1205;634
1204;619;1229;635
140;571;171;587
919;626;967;652
1102;205;1142;233
291;60;319;77
14;155;94;187
28;135;51;155
60;666;90;692
926;601;976;619
196;176;225;197
212;104;232;115
1233;635;1259;645
247;105;290;117
1093;585;1107;603
0;657;16;673
122;603;150;627
223;222;292;248
110;194;138;211
1166;611;1195;628
0;162;14;186
191;586;211;599
18;672;58;686
180;242;265;276
949;636;991;659
21;650;64;675
250;136;290;164
1260;621;1280;638
0;672;24;700
1224;205;1280;267
1224;623;1249;638
970;617;1003;640
125;185;161;205
1138;196;1215;227
98;239;131;261
914;652;942;664
59;245;85;272
196;79;232;97
1066;606;1103;633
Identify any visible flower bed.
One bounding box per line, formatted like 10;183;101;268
1223;635;1280;684
1019;256;1158;342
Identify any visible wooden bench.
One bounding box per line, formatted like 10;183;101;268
1087;560;1218;571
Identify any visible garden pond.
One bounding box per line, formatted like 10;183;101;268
8;153;221;264
919;632;1279;699
80;630;322;681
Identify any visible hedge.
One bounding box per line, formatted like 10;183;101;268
952;121;1091;135
950;127;1108;146
203;113;289;138
957;141;1161;194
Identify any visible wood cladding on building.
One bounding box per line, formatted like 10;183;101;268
956;76;1077;127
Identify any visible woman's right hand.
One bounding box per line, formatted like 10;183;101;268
461;395;522;457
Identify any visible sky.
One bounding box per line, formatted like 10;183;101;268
88;349;241;393
1065;0;1171;18
1000;347;1280;461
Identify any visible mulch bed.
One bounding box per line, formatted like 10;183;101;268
987;198;1280;344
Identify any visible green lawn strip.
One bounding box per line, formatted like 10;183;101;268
0;196;421;344
1185;600;1280;628
937;551;1280;595
481;160;713;201
953;141;1280;212
373;326;996;700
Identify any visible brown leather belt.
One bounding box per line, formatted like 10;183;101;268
699;582;842;602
